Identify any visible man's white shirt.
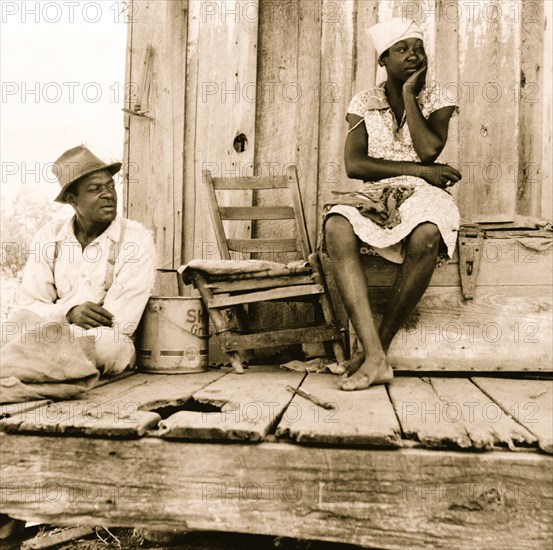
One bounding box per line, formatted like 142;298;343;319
20;215;156;337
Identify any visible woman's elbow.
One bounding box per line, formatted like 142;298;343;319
419;151;440;164
418;142;445;164
345;164;363;180
345;156;367;179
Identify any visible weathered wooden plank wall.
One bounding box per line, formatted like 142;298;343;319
125;0;552;265
541;0;552;219
185;0;259;264
123;0;186;271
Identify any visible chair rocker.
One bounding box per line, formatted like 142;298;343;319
181;165;345;373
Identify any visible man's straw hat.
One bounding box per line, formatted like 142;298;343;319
51;144;122;203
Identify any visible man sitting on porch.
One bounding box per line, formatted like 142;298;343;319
2;145;156;397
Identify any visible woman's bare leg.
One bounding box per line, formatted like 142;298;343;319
379;222;441;351
324;215;392;390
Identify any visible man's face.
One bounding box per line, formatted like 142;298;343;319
66;170;118;225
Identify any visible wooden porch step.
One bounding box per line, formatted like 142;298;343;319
276;373;402;447
0;371;227;437
158;365;303;441
1;437;551;550
1;367;551;456
388;377;538;451
473;377;553;454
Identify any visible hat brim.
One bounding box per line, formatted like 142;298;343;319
54;162;122;203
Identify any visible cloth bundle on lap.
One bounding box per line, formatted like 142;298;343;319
0;309;100;403
325;185;415;229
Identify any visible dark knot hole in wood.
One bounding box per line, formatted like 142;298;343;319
233;133;248;153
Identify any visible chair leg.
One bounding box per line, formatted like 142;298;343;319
308;252;346;364
188;270;244;374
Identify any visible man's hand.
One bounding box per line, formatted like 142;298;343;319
66;302;114;329
403;61;427;97
419;163;462;189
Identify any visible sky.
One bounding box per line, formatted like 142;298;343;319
0;0;128;210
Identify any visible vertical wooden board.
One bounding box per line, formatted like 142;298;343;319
434;0;459;193
122;0;134;216
517;0;544;216
250;0;322;330
191;0;259;261
542;0;553;220
428;377;538;451
317;0;355;227
253;0;301;252
158;365;304;441
182;0;201;269
0;371;227;436
253;0;322;245
472;378;553;454
296;0;323;245
351;1;377;99
458;2;520;222
389;376;537;450
125;0;187;268
276;373;402;446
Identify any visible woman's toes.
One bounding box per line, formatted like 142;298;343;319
340;372;371;391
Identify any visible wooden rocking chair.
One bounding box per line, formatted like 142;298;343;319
181;166;345;373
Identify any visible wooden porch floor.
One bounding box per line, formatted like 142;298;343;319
1;366;552;549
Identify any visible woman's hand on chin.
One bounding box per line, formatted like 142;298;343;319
403;60;427;97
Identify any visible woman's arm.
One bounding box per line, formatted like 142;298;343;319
344;114;461;187
403;65;455;163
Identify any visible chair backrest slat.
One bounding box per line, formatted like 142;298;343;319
212;175;288;190
219;206;295;220
227;238;300;254
202;166;312;261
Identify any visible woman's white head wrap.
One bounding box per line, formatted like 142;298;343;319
367;18;424;58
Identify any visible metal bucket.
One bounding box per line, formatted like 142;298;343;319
136;296;208;374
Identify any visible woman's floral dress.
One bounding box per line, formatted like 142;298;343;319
326;82;460;264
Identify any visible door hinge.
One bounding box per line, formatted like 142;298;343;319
458;224;484;300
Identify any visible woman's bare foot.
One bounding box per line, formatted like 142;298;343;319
338;352;365;377
339;357;393;391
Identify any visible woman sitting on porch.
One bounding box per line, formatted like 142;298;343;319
324;18;462;391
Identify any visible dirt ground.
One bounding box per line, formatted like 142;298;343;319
1;525;366;550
